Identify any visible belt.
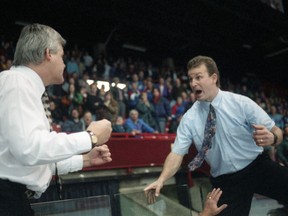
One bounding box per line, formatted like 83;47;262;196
25;189;36;199
0;178;35;199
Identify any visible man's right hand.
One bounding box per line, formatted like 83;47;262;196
144;180;164;204
86;119;112;145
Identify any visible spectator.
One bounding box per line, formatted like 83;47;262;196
124;109;158;135
76;56;85;79
83;51;94;74
129;73;144;91
155;77;169;98
170;96;186;133
185;91;196;112
85;82;102;120
266;104;284;160
0;54;8;70
49;100;63;125
110;76;127;118
143;77;154;101
170;78;187;101
62;108;83;133
81;111;93;130
112;116;128;133
98;84;106;101
102;91;119;124
128;82;141;109
66;83;84;115
277;125;288;167
136;92;157;130
151;87;171;133
270;104;284;130
66;57;79;77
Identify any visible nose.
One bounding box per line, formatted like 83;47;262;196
190;79;197;88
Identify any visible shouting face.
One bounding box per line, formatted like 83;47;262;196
188;64;218;102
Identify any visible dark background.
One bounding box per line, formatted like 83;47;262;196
1;0;288;84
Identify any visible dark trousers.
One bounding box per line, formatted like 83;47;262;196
210;153;288;216
0;179;35;216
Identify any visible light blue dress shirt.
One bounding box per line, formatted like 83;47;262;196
172;89;275;177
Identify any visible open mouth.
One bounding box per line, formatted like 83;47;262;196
194;90;202;95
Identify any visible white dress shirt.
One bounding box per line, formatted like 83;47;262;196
172;89;274;177
0;66;92;197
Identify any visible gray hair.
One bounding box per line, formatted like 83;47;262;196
129;109;139;117
13;23;66;66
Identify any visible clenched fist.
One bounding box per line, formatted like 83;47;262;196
86;119;112;145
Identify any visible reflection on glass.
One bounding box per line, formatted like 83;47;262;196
114;185;193;216
30;185;195;216
31;195;111;216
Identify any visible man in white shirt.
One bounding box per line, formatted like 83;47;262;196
144;56;288;216
0;23;112;216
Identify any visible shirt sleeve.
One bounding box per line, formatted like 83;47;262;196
140;119;155;133
56;155;84;175
172;111;194;155
124;119;134;132
3;73;92;166
243;96;275;130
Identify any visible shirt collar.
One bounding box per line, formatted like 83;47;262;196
198;88;222;110
11;65;45;95
211;89;223;109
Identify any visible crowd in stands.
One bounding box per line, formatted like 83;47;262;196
1;36;288;165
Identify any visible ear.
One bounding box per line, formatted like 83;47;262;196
212;73;218;84
45;48;52;60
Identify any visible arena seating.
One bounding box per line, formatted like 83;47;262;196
84;133;210;186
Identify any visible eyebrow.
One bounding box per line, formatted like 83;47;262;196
189;72;202;78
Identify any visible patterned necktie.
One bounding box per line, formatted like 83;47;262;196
188;104;216;171
42;91;61;198
42;91;53;131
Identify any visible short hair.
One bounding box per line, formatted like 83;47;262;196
187;55;220;87
13;23;66;66
129;109;139;117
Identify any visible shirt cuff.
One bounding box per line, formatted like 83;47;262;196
57;155;83;175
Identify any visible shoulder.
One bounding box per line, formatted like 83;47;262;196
125;118;133;123
182;102;200;122
1;67;41;94
138;118;146;124
221;91;254;105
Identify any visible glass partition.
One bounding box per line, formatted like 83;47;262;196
31;195;111;216
31;185;198;216
113;185;195;216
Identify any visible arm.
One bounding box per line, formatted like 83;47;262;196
140;119;155;133
56;144;112;175
253;125;283;147
124;119;135;132
82;144;112;168
144;152;183;203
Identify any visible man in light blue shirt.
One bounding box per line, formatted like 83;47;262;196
125;109;157;135
145;56;288;216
